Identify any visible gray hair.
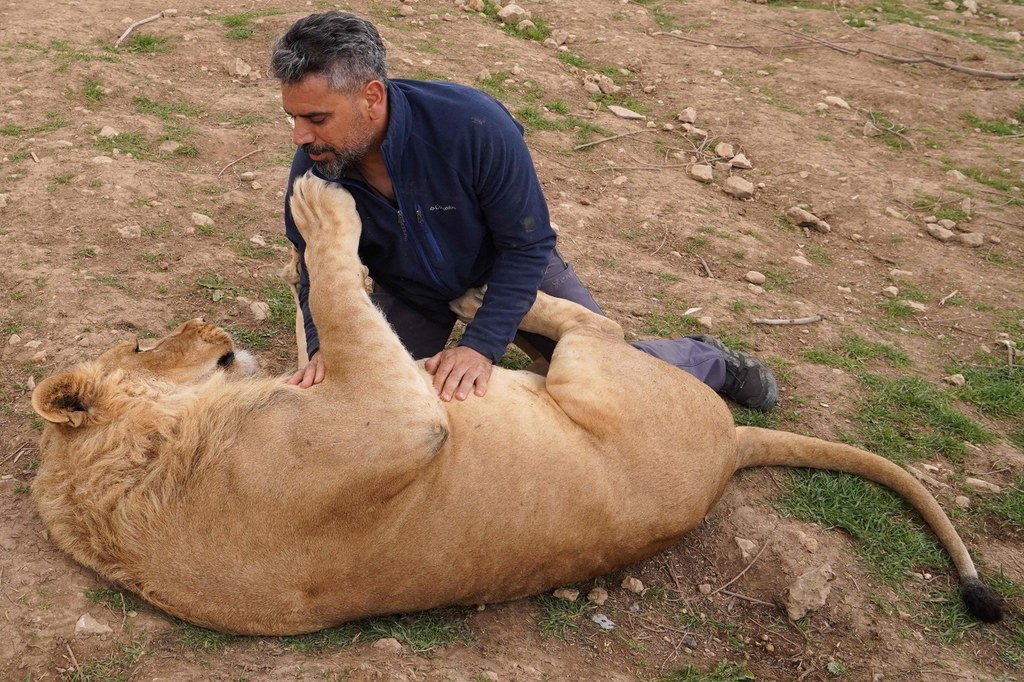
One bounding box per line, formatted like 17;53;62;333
270;12;387;93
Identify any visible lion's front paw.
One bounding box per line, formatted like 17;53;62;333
289;172;362;247
449;286;487;323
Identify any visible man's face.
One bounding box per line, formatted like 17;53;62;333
282;74;379;179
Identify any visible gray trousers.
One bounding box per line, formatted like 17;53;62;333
372;249;727;391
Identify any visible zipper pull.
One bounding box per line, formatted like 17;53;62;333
396;210;407;240
416;207;425;224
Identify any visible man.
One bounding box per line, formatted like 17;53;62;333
270;11;778;412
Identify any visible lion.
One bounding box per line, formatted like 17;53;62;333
31;173;1001;636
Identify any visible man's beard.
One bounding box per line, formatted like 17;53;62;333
303;122;379;180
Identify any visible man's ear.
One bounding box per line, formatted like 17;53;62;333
362;80;387;122
32;372;95;428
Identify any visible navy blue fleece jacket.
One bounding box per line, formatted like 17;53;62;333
284;79;557;363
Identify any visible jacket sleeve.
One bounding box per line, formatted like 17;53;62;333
457;106;557;362
284;152;321;361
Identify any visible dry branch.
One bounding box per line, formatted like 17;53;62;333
218;149;264;176
573;129;652;151
752;315;825;326
710;542;770;596
114;12;166;49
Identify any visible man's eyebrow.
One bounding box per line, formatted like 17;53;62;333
282;108;331;119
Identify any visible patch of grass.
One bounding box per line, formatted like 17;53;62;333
949;362;1023;421
169;618;234;653
981;476;1024;530
659;660;754;681
261;278;295;331
133;94;203;120
556;51;589;68
67;637;147;682
881;299;916;320
120;34;170;54
732;408;781;428
962;110;1023;137
0;123;22;136
643;312;700;337
776;468;947;584
845;373;994;465
94;131;149;159
867;111;911;150
1012;428;1024;452
803;334;910;371
476;70;511;99
806;244;831;265
215;10;285;39
230;326;273;349
651;5;676;30
515;106;563;131
498;346;533;370
761;269;793;292
359;611;474;654
278;625;356;654
86;587;139;612
503;17;552;41
47;172;75;191
545;99;570;115
535;593;589;639
82;77;105;102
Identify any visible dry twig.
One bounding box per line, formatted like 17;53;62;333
573;129;652;151
720;589;775;607
940;290;960;305
711;542;770;595
114;12;166;49
752;315;825;326
697;255;715;279
217;149;264;176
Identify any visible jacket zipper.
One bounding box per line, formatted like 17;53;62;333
414;204;445;266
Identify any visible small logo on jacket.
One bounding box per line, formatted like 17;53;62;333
430;204;456;212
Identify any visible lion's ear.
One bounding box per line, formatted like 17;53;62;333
32;372;95;428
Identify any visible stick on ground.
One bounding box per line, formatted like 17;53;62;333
114;12;166;48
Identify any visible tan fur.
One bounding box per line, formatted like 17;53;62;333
32;174;986;635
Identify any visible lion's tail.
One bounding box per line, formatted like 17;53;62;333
735;426;1003;623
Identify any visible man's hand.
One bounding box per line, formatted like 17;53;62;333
425;346;492;401
285;350;325;388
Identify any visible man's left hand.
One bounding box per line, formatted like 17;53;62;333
425;346;493;402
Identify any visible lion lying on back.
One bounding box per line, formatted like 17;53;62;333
31;174;1001;635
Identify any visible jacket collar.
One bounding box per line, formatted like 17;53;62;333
380;80;412;168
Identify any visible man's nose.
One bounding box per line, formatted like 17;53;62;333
292;119;314;147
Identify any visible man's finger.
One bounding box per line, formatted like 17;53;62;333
473;369;490;397
440;365;467;402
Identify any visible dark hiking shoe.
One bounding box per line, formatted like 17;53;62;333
690;335;779;412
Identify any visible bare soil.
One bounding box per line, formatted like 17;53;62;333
1;0;1022;680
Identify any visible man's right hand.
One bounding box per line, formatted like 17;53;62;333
286;350;325;388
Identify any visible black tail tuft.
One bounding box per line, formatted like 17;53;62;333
962;577;1004;623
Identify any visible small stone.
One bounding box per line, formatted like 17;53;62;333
497;4;529;23
397;4;415;16
784;564;835;620
956;232;985;248
698;316;713;329
250;301;270;321
863;120;882;137
885;207;906;220
239;171;257;182
590;613;616;630
943;373;966;387
964;478;1001;494
954;495;971;509
516;19;535;31
798;532;818;553
553;587;579;601
478;68;491;81
735;537;756;561
98;126;120;138
904;301;927;312
251;181;262;190
75;614;113;636
371;637;403;653
621;576;645;594
0;194;9;208
730;153;753;170
926;224;955;242
117;224;142;239
882;286;899;298
612;175;628;186
158;140;181;153
889;268;913;278
689;164;714;183
946;169;968;182
191;212;215;227
744;271;766;285
686;126;708;140
587;587;609;605
714;142;734;159
723;176;754;199
815;102;829;112
989;235;1001;244
824;95;850;109
607;105;645;120
677;107;697;123
924;215;938;224
8;334;21;346
91;156;114;164
698;583;713;594
937;218;957;230
225;57;253;78
784;206;831;233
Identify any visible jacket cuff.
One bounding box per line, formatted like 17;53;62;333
457;336;504;364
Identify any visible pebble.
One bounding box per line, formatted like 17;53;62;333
956;232;985;247
937;218;957;230
714;142;734;159
158;140;181;153
964;477;1001;494
677;107;697;124
75;614;113;636
98;126;119;138
954;495;971;509
924;215;938;224
587;587;609;605
943;373;966;386
926;224;955;242
8;334;21;346
723;176;754;199
885;207;906;220
730;153;753;170
553;587;579;601
785;206;831;233
621;576;645;594
889;268;913;278
371;637;403;653
744;271;766;285
0;194;9;208
497;4;529;23
698;583;713;594
612;175;628;186
946;169;968;182
689;164;714;183
824;95;850;109
607;105;644;120
191;212;215;227
735;537;756;561
91;156;114;164
904;301;927;312
250;301;270;321
790;255;812;267
117;224;142;239
882;286;899;298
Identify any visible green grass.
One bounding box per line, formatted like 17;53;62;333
498;345;533;370
556;51;589;68
643;312;701;337
120;34;170;54
133;94;202;120
761;269;793;292
535;593;589;639
476;70;511;99
776;469;947;584
659;660;754;681
981;476;1024;530
803;334;909;371
215;10;286;39
514;106;564;131
359;611;474;654
278;625;356;654
881;299;916;320
82;77;105;102
86;587;139;612
1012;427;1024;452
844;373;993;465
868;111;911;150
169;618;234;653
962;109;1023;137
948;347;1023;420
261;278;295;331
94;131;149;158
67;638;147;682
503;17;552;41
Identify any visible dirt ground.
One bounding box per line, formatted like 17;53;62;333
1;0;1022;679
